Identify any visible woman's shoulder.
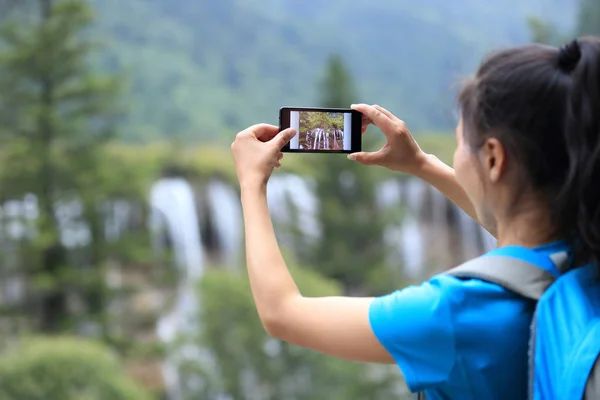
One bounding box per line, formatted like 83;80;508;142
371;258;531;328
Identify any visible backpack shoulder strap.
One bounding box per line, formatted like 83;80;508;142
446;254;557;301
416;248;566;400
585;353;600;399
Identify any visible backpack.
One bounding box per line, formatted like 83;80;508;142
415;246;600;400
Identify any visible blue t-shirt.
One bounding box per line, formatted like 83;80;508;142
369;241;568;400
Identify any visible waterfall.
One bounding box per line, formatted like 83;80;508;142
377;178;498;279
0;172;501;398
398;178;427;277
205;179;243;267
267;174;320;243
149;178;206;400
103;200;134;243
376;178;426;278
311;128;344;150
313;128;322;150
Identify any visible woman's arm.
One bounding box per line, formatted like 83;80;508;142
350;103;497;239
241;184;394;364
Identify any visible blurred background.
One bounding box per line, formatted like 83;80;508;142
0;0;597;399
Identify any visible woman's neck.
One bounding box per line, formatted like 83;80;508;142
495;203;561;249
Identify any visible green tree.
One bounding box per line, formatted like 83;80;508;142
529;0;600;45
0;0;161;347
0;336;150;400
303;54;400;295
0;0;120;333
527;16;564;45
577;0;600;35
178;266;405;400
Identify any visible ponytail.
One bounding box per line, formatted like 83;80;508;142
458;35;600;271
555;36;600;268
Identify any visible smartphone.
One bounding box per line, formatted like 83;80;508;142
279;107;362;154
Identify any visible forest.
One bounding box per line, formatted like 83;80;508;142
0;0;597;399
298;112;345;151
83;0;577;141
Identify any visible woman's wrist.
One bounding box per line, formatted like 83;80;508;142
403;152;437;176
240;180;268;196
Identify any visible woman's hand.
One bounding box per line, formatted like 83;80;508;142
231;124;296;190
349;104;427;174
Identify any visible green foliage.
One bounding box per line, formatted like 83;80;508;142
297;110;345;150
319;55;357;110
84;0;576;142
529;0;599;45
0;0;126;332
527;17;566;45
414;133;458;166
0;0;171;354
577;0;600;35
178;266;405;400
297;55;401;295
0;336;150;400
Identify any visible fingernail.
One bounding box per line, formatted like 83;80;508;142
347;154;356;160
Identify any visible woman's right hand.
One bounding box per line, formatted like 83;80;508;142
349;104;428;174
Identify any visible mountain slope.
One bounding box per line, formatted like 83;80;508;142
89;0;577;142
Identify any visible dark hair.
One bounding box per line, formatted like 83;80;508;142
459;36;600;269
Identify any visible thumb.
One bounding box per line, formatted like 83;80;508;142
347;151;381;166
272;128;296;150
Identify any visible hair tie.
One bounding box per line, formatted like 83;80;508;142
558;39;581;73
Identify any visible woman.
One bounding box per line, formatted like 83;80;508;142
230;36;600;399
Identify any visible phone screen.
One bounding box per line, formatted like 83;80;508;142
279;107;362;154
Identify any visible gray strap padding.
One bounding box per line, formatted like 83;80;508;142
585;355;600;400
417;252;567;400
446;256;557;301
549;251;569;273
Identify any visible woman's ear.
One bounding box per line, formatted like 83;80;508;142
479;137;506;183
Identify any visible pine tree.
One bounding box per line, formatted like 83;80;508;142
305;54;395;295
0;0;123;332
529;0;600;44
577;0;600;36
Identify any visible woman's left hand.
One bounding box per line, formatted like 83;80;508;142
231;124;296;190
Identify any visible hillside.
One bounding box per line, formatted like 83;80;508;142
89;0;577;142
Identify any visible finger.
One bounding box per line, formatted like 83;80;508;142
373;105;396;121
271;128;296;150
351;104;395;135
275;161;282;168
347;151;382;166
362;115;373;129
243;123;280;142
277;152;284;161
361;122;372;134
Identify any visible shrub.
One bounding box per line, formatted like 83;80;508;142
0;336;151;400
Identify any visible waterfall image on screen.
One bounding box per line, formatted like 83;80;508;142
289;111;352;151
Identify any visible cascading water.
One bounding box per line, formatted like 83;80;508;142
398;178;427;277
0;173;499;399
267;173;320;244
376;178;426;278
205;179;243;267
376;178;498;279
309;128;344;150
150;178;206;400
311;128;343;150
312;128;322;150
